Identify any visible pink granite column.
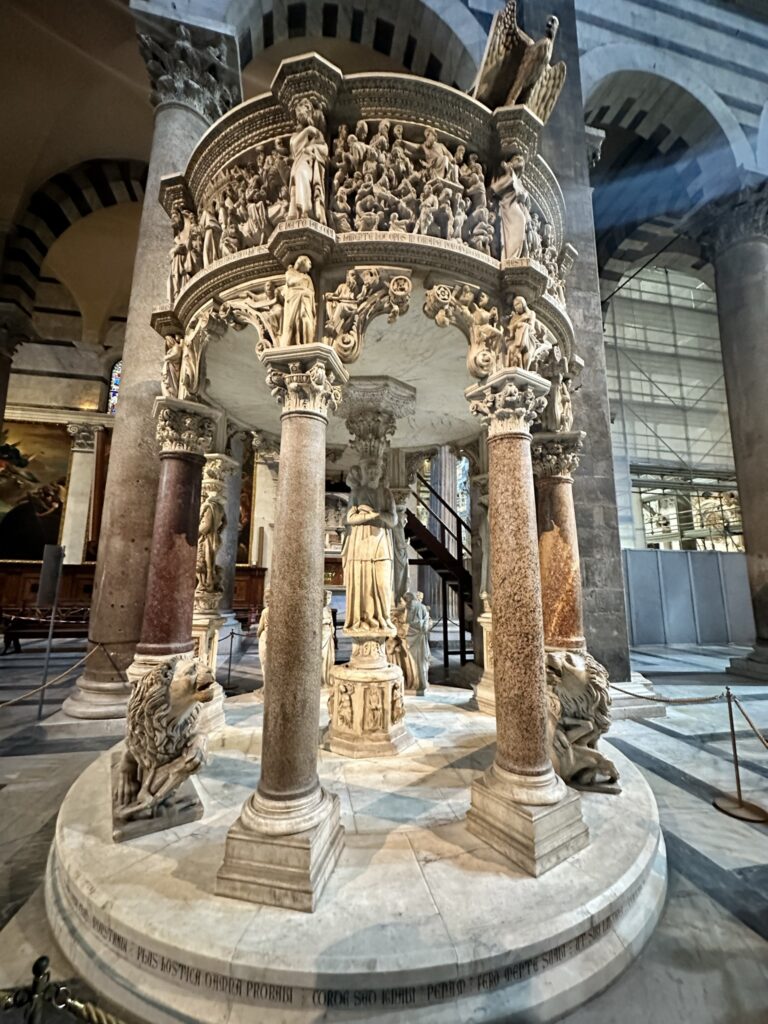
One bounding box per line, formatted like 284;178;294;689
532;431;586;651
130;399;219;670
464;368;588;876
218;345;347;912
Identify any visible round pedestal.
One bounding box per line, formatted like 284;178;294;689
46;689;666;1024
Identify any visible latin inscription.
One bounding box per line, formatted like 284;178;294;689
59;865;639;1011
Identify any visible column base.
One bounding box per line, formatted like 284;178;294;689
729;643;768;681
216;788;344;912
610;672;667;720
325;637;414;758
467;763;588;877
62;675;131;721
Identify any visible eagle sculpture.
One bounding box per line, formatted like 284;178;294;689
472;0;566;124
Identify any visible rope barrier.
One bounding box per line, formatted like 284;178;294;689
732;695;768;751
609;681;726;705
0;642;129;711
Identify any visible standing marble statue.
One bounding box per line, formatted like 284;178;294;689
287;97;329;222
196;475;227;595
342;459;396;633
257;591;270;686
404;591;432;692
280;256;316;346
392;502;409;604
478;492;491;596
490;154;531;260
321;590;335;687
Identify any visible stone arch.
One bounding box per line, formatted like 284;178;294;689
0;158;148;318
580;43;755;174
241;0;487;90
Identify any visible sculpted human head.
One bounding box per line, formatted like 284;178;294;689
361;458;383;488
294;255;312;274
513;296;527;314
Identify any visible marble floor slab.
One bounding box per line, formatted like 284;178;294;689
0;644;767;1023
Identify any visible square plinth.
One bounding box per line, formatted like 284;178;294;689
216;793;344;912
467;775;589;877
110;751;204;843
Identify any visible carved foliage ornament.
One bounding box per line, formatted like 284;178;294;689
156;405;216;456
266;358;343;417
531;435;583;479
468;377;547;437
323;268;412;363
137;23;240;123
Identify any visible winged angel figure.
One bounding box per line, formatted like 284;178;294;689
471;0;566;124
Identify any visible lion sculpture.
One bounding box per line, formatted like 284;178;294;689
114;655;214;821
545;650;619;789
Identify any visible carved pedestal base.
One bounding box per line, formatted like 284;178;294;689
467;763;589;877
474;608;495;715
216;789;344;913
326;637;413;758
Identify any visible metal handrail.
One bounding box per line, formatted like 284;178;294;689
415;472;471;532
413;473;471;559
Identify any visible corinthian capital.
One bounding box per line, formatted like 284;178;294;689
465;368;549;439
261;344;349;420
136;19;241;123
686;179;768;260
67;423;102;452
531;431;585;479
154;397;221;457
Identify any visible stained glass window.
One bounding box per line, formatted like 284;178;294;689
107;359;122;415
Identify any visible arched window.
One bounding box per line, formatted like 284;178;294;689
107;359;122;415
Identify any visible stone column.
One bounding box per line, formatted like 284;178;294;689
691;184;768;679
217;346;347;912
64;20;240;720
464;368;588;877
217;429;247;635
129;399;220;681
61;425;102;565
532;431;586;651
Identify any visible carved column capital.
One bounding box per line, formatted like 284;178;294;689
261;344;349;421
531;431;585;479
686;180;768;261
465;368;549;439
153;397;221;457
66;423;103;453
136;19;241;123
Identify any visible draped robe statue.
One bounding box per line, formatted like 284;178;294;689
342;460;396;633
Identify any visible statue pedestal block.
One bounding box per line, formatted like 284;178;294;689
193;608;226;733
474;608;496;715
110;751;204;843
326;637;413;758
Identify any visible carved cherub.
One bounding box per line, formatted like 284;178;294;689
114;656;214;821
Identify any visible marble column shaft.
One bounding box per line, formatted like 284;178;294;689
533;433;586;651
488;429;552;779
711;234;768;642
259;413;326;800
62;425;100;565
65;102;209;718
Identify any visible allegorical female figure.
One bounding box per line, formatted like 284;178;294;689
321;590;336;687
404;591;432;692
257;591;270;687
288;97;329;222
279;256;315;346
342;459;396;633
490;153;531;260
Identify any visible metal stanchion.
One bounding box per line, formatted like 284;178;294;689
713;686;768;824
37;545;65;721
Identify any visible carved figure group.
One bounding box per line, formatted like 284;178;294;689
328;120;494;253
114;656;214;822
196;467;227;598
424;283;554;380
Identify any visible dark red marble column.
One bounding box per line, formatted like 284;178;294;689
532;432;586;651
132;399;219;662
